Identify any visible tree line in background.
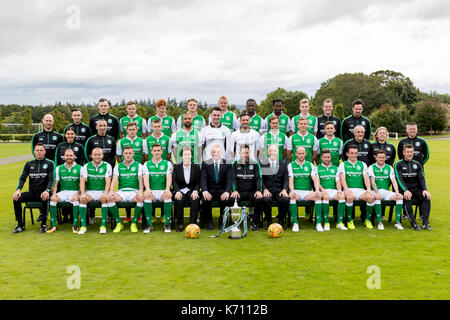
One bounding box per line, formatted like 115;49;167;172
0;70;448;135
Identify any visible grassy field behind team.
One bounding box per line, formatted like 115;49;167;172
0;143;30;159
0;140;448;300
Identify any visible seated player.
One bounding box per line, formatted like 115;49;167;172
287;146;322;232
79;147;112;234
47;148;81;234
143;144;173;233
317;149;347;231
107;146;145;233
338;145;375;230
368;150;404;230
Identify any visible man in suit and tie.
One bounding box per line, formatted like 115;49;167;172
260;145;290;229
200;144;234;230
172;147;202;232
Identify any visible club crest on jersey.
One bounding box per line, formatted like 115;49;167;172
413;164;418;169
73;169;77;174
384;169;389;174
107;140;112;144
74;147;79;152
304;166;309;172
164;119;169;124
361;121;366;126
225;116;231;121
415;142;421;147
387;147;391;151
99;168;104;173
131;167;136;172
330;169;335;174
356;165;361;170
160;165;165;170
308;119;312;124
81;128;86;133
52;136;57;141
43;164;48;169
306;139;311;144
108;119;112;124
135;142;140;147
333;142;338;146
161;140;166;145
249;165;254;170
364;144;368;148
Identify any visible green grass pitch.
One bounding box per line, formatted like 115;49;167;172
0;140;448;299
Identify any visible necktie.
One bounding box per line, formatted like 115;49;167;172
271;162;276;174
214;162;219;183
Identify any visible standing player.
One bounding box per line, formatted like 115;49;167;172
397;122;430;166
317;99;341;140
342;125;372;165
107;146;145;233
338;145;375;230
143;118;172;161
84;119;117;168
208;95;238;133
265;99;291;136
286;117;318;163
143;144;173;233
55;128;85;166
32;114;64;162
176;98;206;132
172;113;202;164
148;99;176;138
368;150;404;230
12;143;54;234
116;122;145;164
317;121;343;167
371;127;396;166
89;98;120;141
317;150;347;231
236;99;267;133
289;98;318;136
259;116;288;161
119;101;148;139
64;108;92;145
341;99;372;142
228;113;260;161
287;146;322;232
201;107;230;161
47;149;81;234
79;148;112;234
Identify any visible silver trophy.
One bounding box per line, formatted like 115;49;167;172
229;199;244;239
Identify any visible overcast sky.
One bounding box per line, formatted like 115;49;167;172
1;0;449;106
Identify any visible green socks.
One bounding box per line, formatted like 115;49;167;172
49;202;58;228
131;203;143;224
315;201;323;225
144;201;153;226
289;203;298;224
163;202;172;226
337;201;345;224
395;200;403;223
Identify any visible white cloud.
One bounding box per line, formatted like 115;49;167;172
0;0;449;105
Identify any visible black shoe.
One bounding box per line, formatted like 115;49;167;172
421;224;431;231
176;225;184;232
250;223;258;231
206;222;214;230
40;225;47;233
412;224;421;231
36;214;43;222
12;225;24;233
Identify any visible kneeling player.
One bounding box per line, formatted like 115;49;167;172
339;145;375;230
108;146;145;233
368;150;404;230
143;144;173;233
79;147;112;234
47;149;81;234
288;146;322;232
317;149;347;231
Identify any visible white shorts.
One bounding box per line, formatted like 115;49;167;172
150;190;171;202
86;190;105;201
349;188;366;200
373;189;395;201
324;189;338;200
56;190;78;203
116;189;139;202
290;190;314;204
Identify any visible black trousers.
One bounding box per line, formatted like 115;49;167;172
201;191;234;227
234;191;263;225
263;191;290;224
173;191;200;226
13;191;48;227
401;188;431;225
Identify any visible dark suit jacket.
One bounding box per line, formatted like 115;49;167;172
172;163;201;193
260;159;289;193
200;159;232;194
